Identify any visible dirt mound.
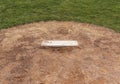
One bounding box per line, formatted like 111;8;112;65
0;21;120;84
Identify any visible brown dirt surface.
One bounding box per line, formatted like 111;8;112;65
0;21;120;84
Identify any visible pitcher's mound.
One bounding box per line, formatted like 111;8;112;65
0;21;120;84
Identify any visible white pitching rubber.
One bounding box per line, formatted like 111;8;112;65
41;40;79;47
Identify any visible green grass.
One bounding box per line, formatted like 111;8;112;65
0;0;120;32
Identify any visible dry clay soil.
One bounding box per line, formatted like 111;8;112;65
0;21;120;84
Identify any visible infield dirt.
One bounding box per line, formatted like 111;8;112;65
0;21;120;84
